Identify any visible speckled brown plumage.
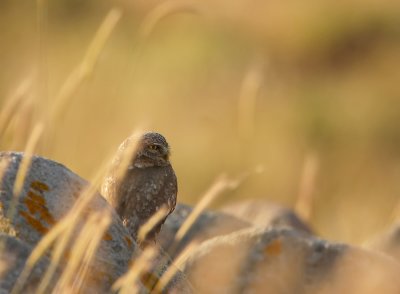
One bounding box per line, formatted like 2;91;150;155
102;132;177;245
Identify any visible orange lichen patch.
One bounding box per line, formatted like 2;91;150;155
24;191;56;225
140;272;160;291
264;238;282;256
27;190;45;205
31;181;49;193
124;235;133;248
63;249;71;261
88;270;114;288
102;232;113;241
19;210;49;235
128;257;135;267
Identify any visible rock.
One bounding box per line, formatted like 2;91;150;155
0;152;139;292
0;234;59;293
221;200;313;234
364;222;400;262
141;245;193;294
158;203;250;258
183;227;400;294
0;152;193;293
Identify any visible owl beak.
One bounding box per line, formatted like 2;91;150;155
162;146;170;160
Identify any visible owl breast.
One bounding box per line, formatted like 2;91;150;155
114;164;177;240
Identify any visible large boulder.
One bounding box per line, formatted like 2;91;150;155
158;203;250;258
0;152;137;292
183;227;400;294
0;152;192;293
221;200;313;234
0;234;59;293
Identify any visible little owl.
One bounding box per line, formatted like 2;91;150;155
102;132;177;245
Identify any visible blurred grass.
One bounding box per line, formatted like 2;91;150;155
1;0;400;244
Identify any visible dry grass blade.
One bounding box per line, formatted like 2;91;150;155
154;242;198;292
139;0;200;38
36;181;112;293
0;78;32;139
174;174;240;243
137;206;168;243
171;167;263;256
49;8;122;122
35;223;76;294
13;126;146;293
55;210;112;293
72;212;111;291
12;154;115;294
0;158;12;253
7;94;35;152
35;0;48;121
10;216;70;294
0;157;10;185
112;246;158;294
7;123;43;221
107;129;144;189
295;152;319;222
11;123;43;198
120;1;200;104
83;8;122;73
238;59;264;141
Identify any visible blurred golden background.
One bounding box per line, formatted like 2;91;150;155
1;0;400;245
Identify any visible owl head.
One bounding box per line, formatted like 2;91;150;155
121;132;171;168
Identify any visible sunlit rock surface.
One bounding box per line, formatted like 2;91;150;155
183;227;400;294
159;203;250;258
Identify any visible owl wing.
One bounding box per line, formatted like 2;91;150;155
146;166;177;239
161;165;178;216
